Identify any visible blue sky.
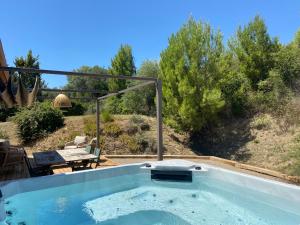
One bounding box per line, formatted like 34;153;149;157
1;0;300;88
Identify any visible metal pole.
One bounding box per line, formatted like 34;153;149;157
156;79;163;161
0;66;157;82
97;81;155;100
96;99;100;148
38;88;106;94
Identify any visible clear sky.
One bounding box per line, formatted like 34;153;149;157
1;0;300;88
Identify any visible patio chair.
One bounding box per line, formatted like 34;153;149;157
93;147;101;168
82;145;93;167
70;145;93;170
0;144;25;170
71;146;101;171
24;152;51;177
64;136;88;149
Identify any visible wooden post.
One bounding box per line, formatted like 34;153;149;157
156;79;163;161
96;99;100;149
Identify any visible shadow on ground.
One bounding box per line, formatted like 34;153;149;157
187;117;254;162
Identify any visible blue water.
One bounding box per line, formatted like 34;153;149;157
2;173;300;225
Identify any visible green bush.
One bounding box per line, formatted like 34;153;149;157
250;70;291;112
119;134;140;153
84;103;96;114
0;128;8;139
129;115;144;124
13;102;64;142
250;114;272;130
63;101;86;116
103;123;122;137
220;72;251;116
100;111;114;123
0;105;18;122
135;134;157;154
83;116;97;137
104;96;122;114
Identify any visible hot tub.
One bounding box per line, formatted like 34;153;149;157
0;160;299;225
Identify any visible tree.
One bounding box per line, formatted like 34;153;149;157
229;16;280;88
121;60;159;115
13;50;45;88
275;30;300;88
108;44;136;92
160;18;225;131
65;65;109;98
219;52;252;116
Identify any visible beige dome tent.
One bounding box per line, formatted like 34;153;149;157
53;93;72;108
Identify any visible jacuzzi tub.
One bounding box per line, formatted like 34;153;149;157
0;160;299;225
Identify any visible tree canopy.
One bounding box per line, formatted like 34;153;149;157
274;30;300;88
22;15;300;135
121;60;159;115
160;18;225;131
229;16;280;88
13;50;45;89
65;65;109;98
108;44;136;92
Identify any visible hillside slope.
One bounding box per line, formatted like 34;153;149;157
1;113;300;176
0;115;194;156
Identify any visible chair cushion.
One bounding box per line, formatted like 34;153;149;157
64;145;77;150
74;136;88;145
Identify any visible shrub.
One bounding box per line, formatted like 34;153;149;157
103;123;122;137
129;115;144;124
0;128;8;139
140;122;150;131
119;134;140;153
68;130;82;141
249;70;291;113
104;96;122;114
13;102;64;142
250;114;272;130
124;124;139;135
85;103;96;114
276;101;300;132
0;105;18;122
100;111;114;123
285;135;300;176
135;134;157;154
63;101;86;116
57;139;66;150
83;116;97;137
220;72;251;116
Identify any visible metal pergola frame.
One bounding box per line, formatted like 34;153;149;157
0;66;164;161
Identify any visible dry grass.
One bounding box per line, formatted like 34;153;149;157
0;115;195;156
1;111;300;176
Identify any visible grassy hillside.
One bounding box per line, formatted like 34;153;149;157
0;115;193;156
192;113;300;176
1;111;300;176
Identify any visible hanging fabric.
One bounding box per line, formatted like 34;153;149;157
28;76;40;107
0;76;16;108
15;75;29;107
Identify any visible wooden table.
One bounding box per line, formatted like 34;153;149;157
33;148;98;167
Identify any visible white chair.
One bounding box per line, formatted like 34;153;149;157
64;136;88;149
